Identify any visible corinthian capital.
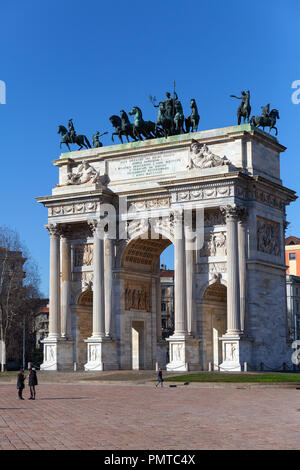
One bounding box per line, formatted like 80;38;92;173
220;205;248;222
60;224;73;238
45;223;62;237
88;218;100;234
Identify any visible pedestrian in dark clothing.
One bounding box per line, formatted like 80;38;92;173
17;369;26;400
28;368;38;400
155;368;164;388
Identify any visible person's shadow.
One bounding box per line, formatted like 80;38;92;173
38;397;90;400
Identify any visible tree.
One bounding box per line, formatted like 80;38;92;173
0;227;41;371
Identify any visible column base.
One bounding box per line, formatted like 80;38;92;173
219;335;253;372
166;335;201;372
40;337;74;371
84;337;119;371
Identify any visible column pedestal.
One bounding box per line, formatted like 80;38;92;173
219;335;253;371
40;337;74;371
84;337;119;371
166;335;201;371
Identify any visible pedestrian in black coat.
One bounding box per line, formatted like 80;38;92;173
155;368;164;388
16;369;25;400
28;368;38;400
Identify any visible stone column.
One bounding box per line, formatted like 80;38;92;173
104;235;114;338
166;212;200;372
185;224;196;336
156;266;162;340
238;208;248;332
90;220;105;338
174;211;187;335
60;225;72;339
46;224;61;339
220;205;241;335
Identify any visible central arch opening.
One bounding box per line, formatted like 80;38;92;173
76;290;93;368
202;282;227;370
121;234;173;370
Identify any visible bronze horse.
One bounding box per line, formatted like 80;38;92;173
250;109;280;136
58;125;91;151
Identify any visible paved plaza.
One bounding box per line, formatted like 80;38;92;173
0;374;300;450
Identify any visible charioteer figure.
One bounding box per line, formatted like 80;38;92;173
163;91;178;123
230;90;251;125
92;131;108;148
150;84;181;135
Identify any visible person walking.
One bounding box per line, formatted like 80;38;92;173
155;368;164;388
17;369;26;400
28;367;38;400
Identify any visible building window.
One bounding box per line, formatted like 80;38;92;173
296;288;299;296
161;303;166;312
289;253;296;260
297;302;299;313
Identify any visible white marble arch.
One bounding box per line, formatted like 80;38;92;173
37;125;296;371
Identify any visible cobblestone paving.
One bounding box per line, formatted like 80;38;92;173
0;381;299;450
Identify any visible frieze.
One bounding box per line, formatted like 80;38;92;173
255;189;285;210
48;201;99;217
176;184;232;202
129;198;171;212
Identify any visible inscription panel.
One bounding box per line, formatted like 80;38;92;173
109;150;188;180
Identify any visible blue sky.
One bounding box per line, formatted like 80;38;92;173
0;0;299;296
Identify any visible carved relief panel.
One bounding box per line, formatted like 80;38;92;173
73;244;94;268
200;232;227;257
125;281;151;312
204;209;226;227
257;217;281;256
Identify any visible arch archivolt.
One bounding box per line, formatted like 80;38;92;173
199;277;227;301
116;213;174;272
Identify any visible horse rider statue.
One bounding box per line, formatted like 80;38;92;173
261;103;270;120
68;118;77;143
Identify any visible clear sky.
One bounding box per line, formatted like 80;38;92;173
0;0;299;296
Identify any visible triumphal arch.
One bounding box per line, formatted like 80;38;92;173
37;124;296;371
